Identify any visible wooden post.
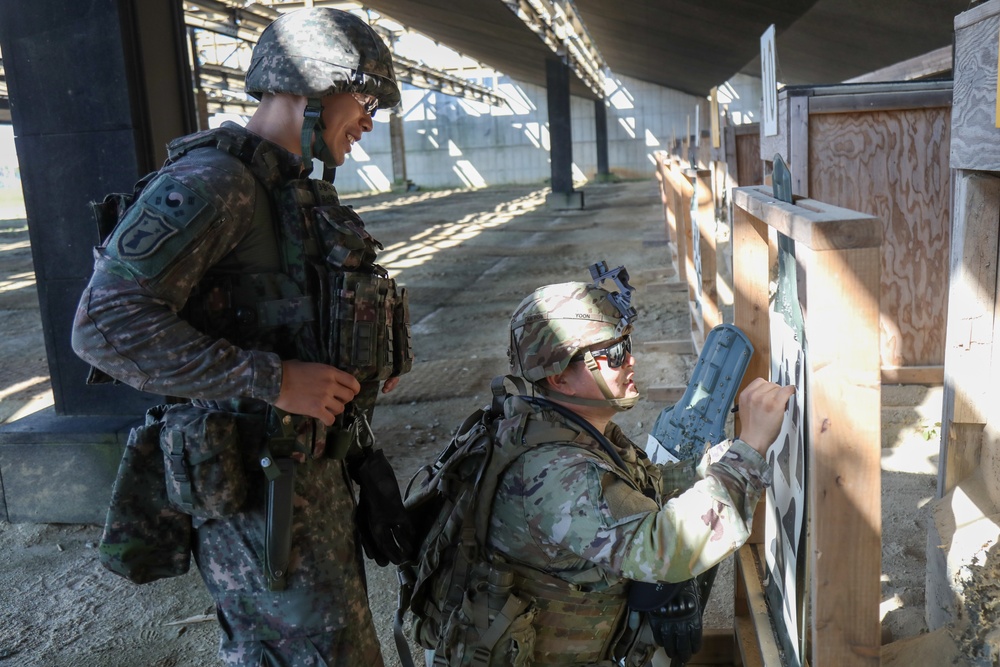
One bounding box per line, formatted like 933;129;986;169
732;196;772;543
669;157;691;289
940;172;1000;493
677;169;701;344
730;186;882;667
687;167;721;332
802;241;882;665
731;198;774;665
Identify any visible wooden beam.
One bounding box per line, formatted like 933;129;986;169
645;385;686;405
731;194;772;546
844;46;953;85
732;190;883;665
686;167;721;330
732;187;882;251
733;616;764;667
881;365;944;386
940;172;1000;493
803;243;882;666
733;544;782;667
731;195;772;418
641;339;695;355
944;423;985;494
669;158;689;286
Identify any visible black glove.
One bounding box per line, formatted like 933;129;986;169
347;448;416;566
646;578;702;664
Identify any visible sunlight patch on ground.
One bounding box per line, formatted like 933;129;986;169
4;389;54;423
377;188;548;277
881;438;939;476
880;593;904;622
0;375;48;402
0;270;35;293
345;188;468;214
0;376;53;424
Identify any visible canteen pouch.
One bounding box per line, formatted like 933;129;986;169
159;405;248;519
99;405;192;584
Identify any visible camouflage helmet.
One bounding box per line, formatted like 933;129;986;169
245;7;401;110
509;282;633;383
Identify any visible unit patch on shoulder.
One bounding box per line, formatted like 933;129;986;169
107;174;216;279
116;209;177;259
146;175;211;223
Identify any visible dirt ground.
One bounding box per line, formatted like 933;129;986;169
0;179;946;665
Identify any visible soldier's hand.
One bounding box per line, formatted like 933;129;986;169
381;376;400;394
735;378;796;456
275;360;361;427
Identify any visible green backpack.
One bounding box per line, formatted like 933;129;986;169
394;376;548;667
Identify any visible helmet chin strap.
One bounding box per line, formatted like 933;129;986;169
535;351;639;412
301;97;339;170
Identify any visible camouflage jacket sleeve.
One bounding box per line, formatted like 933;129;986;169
71;148;283;402
491;439;770;587
621;438;771;582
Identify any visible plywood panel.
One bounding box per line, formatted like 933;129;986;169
735;131;762;187
951;1;1000;171
808;107;951;368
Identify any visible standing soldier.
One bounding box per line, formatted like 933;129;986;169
72;7;412;666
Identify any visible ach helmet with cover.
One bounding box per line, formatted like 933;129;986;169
508;263;639;411
245;7;401;167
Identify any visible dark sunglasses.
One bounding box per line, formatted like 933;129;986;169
351;92;379;118
573;335;632;368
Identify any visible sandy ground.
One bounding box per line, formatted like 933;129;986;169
0;179;947;665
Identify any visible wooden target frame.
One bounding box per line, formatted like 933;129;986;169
729;186;883;667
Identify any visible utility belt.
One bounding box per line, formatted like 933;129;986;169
157;402;373;591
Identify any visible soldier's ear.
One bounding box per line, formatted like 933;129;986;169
545;368;575;394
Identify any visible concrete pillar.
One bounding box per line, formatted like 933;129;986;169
545;56;583;209
389;110;408;188
0;0;194;523
594;98;610;180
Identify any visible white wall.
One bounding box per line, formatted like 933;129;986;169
334;73;713;194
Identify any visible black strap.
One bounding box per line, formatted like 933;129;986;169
523;395;629;471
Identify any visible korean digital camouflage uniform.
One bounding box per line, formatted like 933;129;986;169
72;8;405;667
484;281;772;666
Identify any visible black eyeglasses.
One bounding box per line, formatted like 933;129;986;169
573;335;632;368
351;92;379;118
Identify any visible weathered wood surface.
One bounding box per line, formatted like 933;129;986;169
732;188;882;666
686;168;720;333
951;0;1000;171
941;172;1000;493
733;545;780;667
808;107;951;368
735;127;762;187
732;187;881;251
802;243;882;667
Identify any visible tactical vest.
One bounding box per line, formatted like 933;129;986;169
486;405;659;667
168;126;413;413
